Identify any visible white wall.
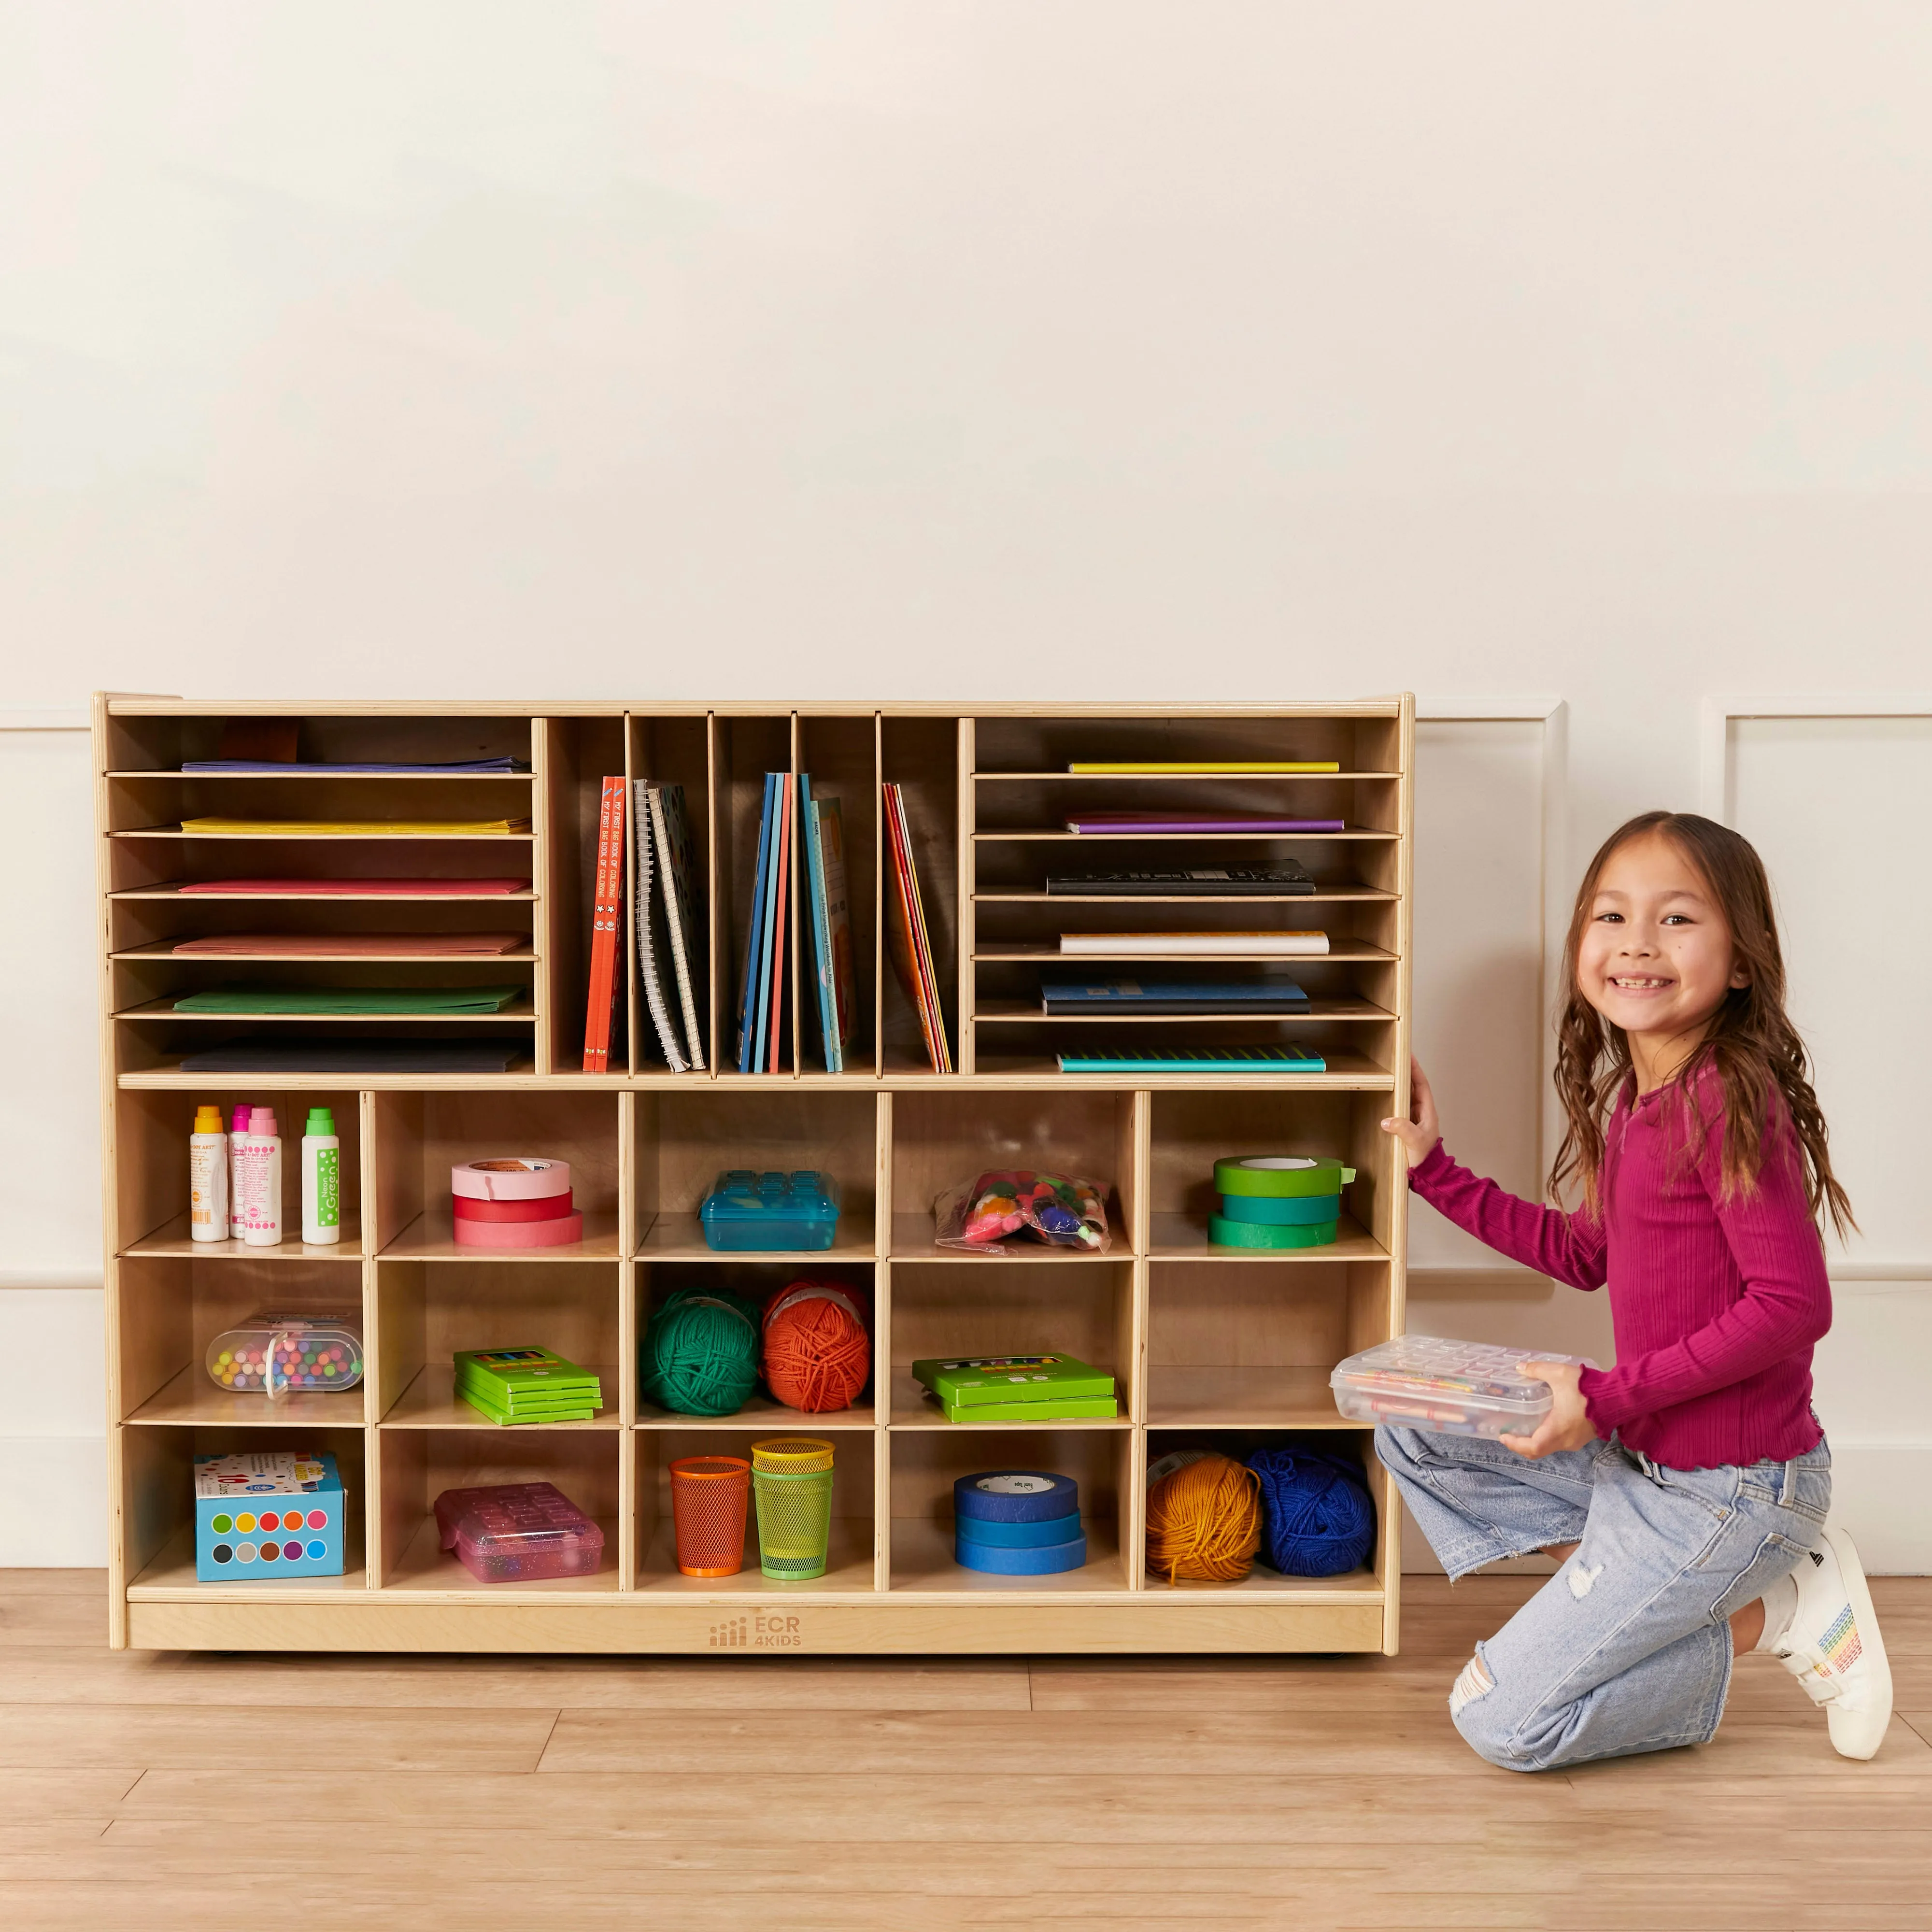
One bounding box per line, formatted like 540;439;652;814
3;4;1928;1565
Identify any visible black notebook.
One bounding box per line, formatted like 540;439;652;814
1046;867;1316;897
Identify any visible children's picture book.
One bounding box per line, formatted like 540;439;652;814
884;781;952;1074
735;774;777;1073
800;775;855;1073
581;775;626;1072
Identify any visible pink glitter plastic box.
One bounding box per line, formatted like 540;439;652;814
432;1482;605;1583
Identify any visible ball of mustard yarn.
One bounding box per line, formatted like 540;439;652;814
1146;1450;1262;1584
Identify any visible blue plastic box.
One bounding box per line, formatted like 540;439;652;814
194;1450;346;1581
699;1170;841;1251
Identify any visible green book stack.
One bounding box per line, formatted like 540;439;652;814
453;1347;604;1425
911;1352;1118;1424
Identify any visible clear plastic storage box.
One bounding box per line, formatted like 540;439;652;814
1332;1336;1594;1438
699;1170;841;1251
432;1482;604;1583
205;1309;365;1397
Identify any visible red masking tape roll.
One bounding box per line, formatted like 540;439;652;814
452;1212;585;1249
451;1190;576;1224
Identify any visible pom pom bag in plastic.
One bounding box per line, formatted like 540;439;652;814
932;1169;1112;1255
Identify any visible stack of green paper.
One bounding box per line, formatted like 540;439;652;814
911;1352;1119;1424
454;1347;604;1425
174;984;523;1014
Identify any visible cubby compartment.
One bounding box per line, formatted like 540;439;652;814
970;712;1404;778
634;1088;880;1259
1145;1262;1390;1429
886;1261;1134;1427
796;714;880;1076
369;1089;622;1259
880;716;960;1076
540;714;631;1075
377;1428;619;1592
1142;1428;1386;1596
1146;1088;1394;1259
100;710;533;778
713;714;797;1075
122;1422;368;1594
108;889;538;963
115;1087;365;1257
636;1428;878;1592
626;712;713;1075
636;1261;878;1427
374;1259;621;1428
887;1428;1129;1592
889;1088;1137;1258
117;1255;368;1428
106;827;540;905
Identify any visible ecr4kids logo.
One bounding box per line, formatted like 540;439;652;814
708;1613;806;1649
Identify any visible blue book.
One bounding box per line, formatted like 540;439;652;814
1042;978;1308;1015
1056;1047;1327;1073
736;774;777;1072
753;771;787;1072
799;773;841;1074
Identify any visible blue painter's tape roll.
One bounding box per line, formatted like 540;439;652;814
954;1529;1088;1576
953;1471;1080;1525
954;1512;1087;1549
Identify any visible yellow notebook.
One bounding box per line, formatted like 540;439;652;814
180;817;532;837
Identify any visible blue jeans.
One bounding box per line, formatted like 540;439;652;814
1377;1424;1832;1772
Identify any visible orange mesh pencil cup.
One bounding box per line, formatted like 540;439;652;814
669;1455;752;1577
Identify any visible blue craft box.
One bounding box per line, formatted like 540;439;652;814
699;1169;841;1251
194;1450;345;1581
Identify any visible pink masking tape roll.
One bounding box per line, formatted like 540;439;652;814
452;1211;585;1249
451;1158;571;1202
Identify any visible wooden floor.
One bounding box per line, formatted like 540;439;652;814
1;1571;1927;1931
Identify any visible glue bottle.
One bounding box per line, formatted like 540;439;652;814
301;1107;341;1246
189;1105;228;1244
227;1105;251;1240
241;1107;283;1247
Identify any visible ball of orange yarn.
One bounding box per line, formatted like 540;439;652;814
761;1280;870;1413
1146;1449;1262;1583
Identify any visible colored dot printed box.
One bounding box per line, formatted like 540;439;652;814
193;1450;345;1582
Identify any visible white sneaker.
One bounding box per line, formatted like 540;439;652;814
1772;1524;1893;1760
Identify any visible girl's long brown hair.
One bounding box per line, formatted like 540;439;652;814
1550;811;1854;1238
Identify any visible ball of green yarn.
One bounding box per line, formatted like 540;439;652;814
642;1286;761;1416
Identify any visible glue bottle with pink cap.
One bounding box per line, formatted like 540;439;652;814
240;1108;283;1248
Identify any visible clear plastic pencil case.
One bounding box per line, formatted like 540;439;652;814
699;1170;841;1251
205;1309;365;1397
1331;1336;1594;1438
432;1482;604;1583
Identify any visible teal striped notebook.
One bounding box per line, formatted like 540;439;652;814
1055;1047;1326;1073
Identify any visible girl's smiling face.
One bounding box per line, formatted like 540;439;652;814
1577;830;1749;1052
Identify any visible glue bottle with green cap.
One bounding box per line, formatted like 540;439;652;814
301;1107;340;1246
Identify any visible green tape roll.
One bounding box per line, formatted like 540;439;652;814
1208;1213;1340;1249
1213;1156;1355;1199
1216;1191;1341;1226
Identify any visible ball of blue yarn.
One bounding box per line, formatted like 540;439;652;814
1247;1445;1377;1577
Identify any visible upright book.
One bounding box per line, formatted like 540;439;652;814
884;782;952;1074
800;775;855;1074
735;775;777;1073
634;780;706;1072
580;776;626;1072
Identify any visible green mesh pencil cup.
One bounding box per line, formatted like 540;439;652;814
750;1438;835;1580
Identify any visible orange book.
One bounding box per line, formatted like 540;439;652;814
884;783;952;1074
581;777;626;1072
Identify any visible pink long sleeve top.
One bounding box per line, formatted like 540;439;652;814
1409;1067;1830;1470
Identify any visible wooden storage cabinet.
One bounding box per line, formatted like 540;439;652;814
98;697;1412;1653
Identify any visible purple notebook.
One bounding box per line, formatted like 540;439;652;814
1064;813;1347;834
